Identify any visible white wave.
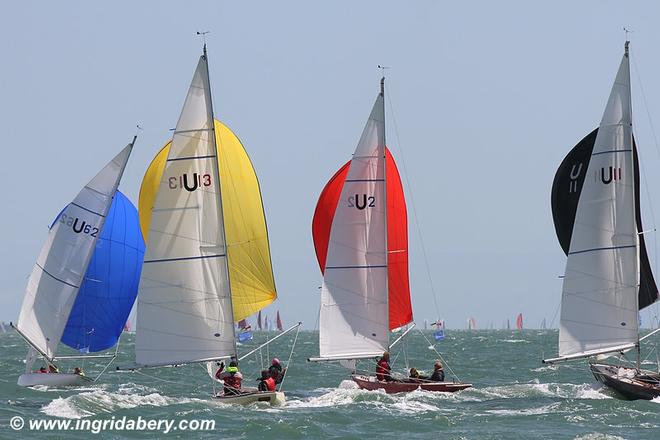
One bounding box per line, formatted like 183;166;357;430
28;383;106;393
497;339;529;344
486;402;561;416
42;397;95;419
531;364;559;372
455;382;612;402
573;433;626;440
651;396;660;404
285;386;377;409
284;382;459;414
41;389;196;419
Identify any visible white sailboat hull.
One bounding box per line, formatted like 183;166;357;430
17;373;93;388
213;390;285;406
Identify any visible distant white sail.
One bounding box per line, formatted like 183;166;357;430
136;52;236;367
559;51;639;359
319;93;389;360
16;144;132;359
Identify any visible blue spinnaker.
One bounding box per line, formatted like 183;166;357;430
61;191;145;353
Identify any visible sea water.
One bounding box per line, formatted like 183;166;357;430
0;330;658;439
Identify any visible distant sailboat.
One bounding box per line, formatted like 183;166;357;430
237;319;253;343
540;318;547;330
467;318;477;331
276;311;284;332
13;139;138;387
543;42;660;400
128;44;299;406
308;77;470;394
516;313;523;330
432;320;445;341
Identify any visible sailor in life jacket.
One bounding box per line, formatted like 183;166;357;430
215;359;243;395
257;369;276;392
376;351;393;382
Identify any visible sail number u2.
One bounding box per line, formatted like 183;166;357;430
348;194;376;210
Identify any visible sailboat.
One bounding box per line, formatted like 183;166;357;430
516;313;523;330
467;317;477;331
13;139;138;387
543;41;660;400
309;77;471;394
540;318;547;330
129;44;299;406
276;311;284;332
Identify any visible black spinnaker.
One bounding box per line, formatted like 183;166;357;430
551;128;658;310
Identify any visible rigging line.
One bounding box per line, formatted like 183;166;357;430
416;328;461;382
277;324;301;392
549;299;561;330
631;53;660;288
385;88;441;319
630;46;660;160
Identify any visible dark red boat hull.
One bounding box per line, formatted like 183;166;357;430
352;375;472;394
590;363;660;401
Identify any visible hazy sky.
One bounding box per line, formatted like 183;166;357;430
2;1;660;330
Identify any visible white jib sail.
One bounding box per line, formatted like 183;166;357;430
319;92;389;360
136;53;236;367
559;49;639;359
16;144;133;360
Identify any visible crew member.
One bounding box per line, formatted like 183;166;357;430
257;369;276;392
376;352;393;382
215;360;243;395
430;361;445;382
268;358;286;384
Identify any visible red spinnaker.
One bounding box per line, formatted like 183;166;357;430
312;148;413;330
516;313;523;330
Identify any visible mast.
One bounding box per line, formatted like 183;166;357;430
626;40;642;371
381;75;390;351
202;44;239;360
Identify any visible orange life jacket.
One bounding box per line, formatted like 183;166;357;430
223;373;242;390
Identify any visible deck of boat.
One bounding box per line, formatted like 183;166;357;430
590;363;660;400
213;389;286;406
352;374;472;394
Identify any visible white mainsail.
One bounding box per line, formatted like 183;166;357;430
558;47;639;359
135;49;236;367
318;90;389;360
16;144;133;360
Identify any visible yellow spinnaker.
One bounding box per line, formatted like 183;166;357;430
138;120;277;321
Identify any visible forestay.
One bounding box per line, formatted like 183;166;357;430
16;144;133;360
559;49;639;359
